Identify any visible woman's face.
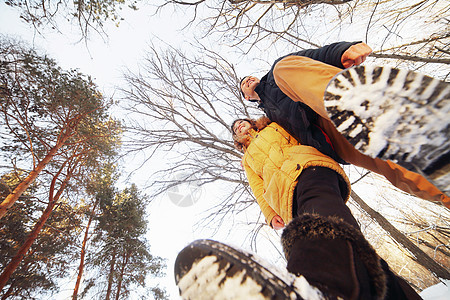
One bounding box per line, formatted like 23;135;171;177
233;120;251;136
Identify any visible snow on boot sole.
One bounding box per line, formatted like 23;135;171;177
174;239;326;300
324;65;450;193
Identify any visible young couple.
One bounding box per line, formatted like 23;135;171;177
176;41;449;299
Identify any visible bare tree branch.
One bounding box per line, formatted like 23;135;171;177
120;42;265;228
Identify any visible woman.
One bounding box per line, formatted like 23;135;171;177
231;116;355;229
231;116;421;300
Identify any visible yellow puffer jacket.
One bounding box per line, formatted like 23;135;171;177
243;122;351;226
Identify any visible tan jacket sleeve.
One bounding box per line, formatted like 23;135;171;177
243;160;278;226
273;55;342;120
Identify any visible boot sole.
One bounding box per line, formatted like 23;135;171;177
175;239;325;299
324;65;450;193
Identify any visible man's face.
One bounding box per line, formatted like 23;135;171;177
240;76;260;100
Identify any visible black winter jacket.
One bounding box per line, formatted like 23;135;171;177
254;42;360;164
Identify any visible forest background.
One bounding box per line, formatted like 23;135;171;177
0;0;449;299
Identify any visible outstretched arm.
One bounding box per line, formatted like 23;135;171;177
285;41;371;69
273;56;343;119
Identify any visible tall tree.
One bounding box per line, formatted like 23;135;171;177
72;163;118;300
0;36;121;219
81;185;167;299
0;172;82;299
72;199;98;300
0;162;72;290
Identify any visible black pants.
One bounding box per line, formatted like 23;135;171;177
293;166;359;229
291;166;422;300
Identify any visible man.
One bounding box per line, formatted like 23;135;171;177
240;41;449;208
228;42;430;299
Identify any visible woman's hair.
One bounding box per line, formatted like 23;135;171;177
231;116;271;153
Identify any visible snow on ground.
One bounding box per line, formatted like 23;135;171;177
420;280;450;300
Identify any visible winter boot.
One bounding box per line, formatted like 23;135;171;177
174;239;327;299
281;214;387;300
324;65;449;193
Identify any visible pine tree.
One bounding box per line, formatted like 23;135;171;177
0;36;121;219
81;185;167;299
0;172;82;299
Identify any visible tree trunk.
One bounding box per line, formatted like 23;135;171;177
72;198;99;300
115;251;130;300
370;53;450;65
0;174;69;290
1;280;15;300
105;250;117;300
1;259;33;300
0;138;67;219
351;191;450;280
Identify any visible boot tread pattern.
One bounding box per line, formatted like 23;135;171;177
175;239;325;299
324;65;449;192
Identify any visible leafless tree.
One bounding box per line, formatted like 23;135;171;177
120;42;264;231
159;0;350;50
346;169;450;289
158;0;449;78
356;0;450;79
351;190;449;281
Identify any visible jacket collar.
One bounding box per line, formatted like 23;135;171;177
247;128;258;138
253;74;268;108
254;77;265;100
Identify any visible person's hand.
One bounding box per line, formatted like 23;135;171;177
341;42;372;68
271;215;285;230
